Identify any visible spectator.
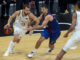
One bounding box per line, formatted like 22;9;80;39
1;0;11;18
29;0;35;14
58;0;68;13
58;0;78;13
45;0;54;13
16;0;28;10
35;0;40;16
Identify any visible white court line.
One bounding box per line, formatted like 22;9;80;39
34;22;71;31
59;22;71;25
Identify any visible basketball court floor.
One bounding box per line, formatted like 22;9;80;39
0;31;80;60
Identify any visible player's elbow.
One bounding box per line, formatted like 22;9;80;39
37;20;39;24
40;25;44;28
35;19;39;25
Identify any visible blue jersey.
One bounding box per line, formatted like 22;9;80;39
43;12;60;34
41;12;61;44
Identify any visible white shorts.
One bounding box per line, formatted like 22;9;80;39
63;31;80;52
13;25;27;39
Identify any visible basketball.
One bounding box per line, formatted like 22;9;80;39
4;25;13;35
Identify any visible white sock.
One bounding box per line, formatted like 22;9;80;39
32;49;37;52
48;48;51;50
4;40;16;56
7;40;16;51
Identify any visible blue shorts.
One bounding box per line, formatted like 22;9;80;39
41;28;61;44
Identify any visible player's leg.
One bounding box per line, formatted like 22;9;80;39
55;35;79;60
55;49;66;60
28;28;49;58
9;34;21;53
46;32;61;54
35;36;46;49
3;34;21;56
46;43;55;54
3;27;25;56
13;34;21;43
28;36;46;58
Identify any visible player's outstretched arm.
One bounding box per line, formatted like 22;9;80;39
29;13;40;27
27;15;53;31
64;12;77;37
7;11;20;26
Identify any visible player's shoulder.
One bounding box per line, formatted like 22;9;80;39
15;10;20;14
46;14;53;18
29;11;33;15
45;14;53;20
28;12;36;17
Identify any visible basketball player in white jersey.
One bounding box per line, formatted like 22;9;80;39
56;1;80;60
3;4;39;56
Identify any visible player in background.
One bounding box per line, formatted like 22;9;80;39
55;1;80;60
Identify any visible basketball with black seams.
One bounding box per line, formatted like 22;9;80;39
4;25;13;35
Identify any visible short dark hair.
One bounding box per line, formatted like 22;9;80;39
76;1;80;9
23;4;30;9
41;4;48;9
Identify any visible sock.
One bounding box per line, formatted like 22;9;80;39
7;40;16;51
32;49;37;52
48;48;51;50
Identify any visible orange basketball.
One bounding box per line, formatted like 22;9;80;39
8;27;13;34
4;29;9;35
4;25;13;35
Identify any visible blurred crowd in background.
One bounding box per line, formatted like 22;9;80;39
0;0;80;18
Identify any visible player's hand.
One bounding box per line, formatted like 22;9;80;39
29;30;33;36
7;24;10;27
27;26;33;31
64;33;68;38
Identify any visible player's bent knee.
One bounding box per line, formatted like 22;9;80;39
16;39;20;43
13;37;20;42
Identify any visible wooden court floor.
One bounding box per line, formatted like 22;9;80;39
0;31;80;60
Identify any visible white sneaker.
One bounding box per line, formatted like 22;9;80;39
28;52;36;58
46;49;53;54
3;50;9;56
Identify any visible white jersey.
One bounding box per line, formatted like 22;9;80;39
13;10;30;39
63;10;80;52
14;10;29;29
75;10;80;31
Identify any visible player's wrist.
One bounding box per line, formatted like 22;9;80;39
6;23;10;27
32;27;35;30
7;23;10;25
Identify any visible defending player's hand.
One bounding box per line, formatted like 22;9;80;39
29;30;33;36
64;33;68;38
27;26;33;31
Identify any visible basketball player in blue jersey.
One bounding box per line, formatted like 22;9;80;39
28;4;61;58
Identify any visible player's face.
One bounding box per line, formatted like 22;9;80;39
41;7;47;14
24;7;30;14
